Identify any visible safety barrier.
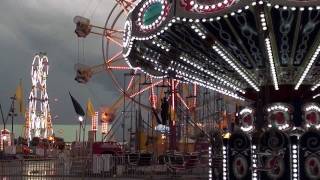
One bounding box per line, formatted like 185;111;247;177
0;154;209;179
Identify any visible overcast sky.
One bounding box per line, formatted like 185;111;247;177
0;0;122;125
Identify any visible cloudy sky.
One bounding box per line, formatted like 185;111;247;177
0;0;122;125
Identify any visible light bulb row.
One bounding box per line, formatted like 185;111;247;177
171;61;243;99
265;38;279;90
130;60;166;79
134;18;178;41
190;23;207;39
295;44;320;90
198;55;244;88
152;38;170;52
291;144;298;180
313;94;320;99
305;105;320;112
123;19;135;58
222;146;227;180
154;64;168;74
278;123;290;130
208;146;212;180
306;124;320;129
213;44;260;92
142;69;166;79
240;125;253;132
311;81;320;91
267;105;289;112
239;107;253;115
274;4;320;11
188;0;235;12
251;145;258;180
142;55;159;65
180;0;269;23
260;13;267;31
175;73;244;100
179;55;245;94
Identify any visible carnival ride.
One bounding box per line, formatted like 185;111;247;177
74;0;320;179
25;53;53;141
74;0;235;154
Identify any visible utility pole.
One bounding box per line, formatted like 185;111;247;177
9;96;17;134
0;104;5;130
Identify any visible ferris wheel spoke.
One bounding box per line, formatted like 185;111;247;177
177;93;189;110
106;29;124;34
129;80;163;98
106;51;123;63
126;69;138;91
107;66;131;70
105;35;123;47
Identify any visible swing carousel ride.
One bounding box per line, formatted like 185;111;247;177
74;0;320;179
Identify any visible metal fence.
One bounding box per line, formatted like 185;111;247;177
0;154;209;179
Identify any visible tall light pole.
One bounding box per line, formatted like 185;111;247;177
78;116;83;142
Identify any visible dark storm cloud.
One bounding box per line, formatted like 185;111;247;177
0;0;121;125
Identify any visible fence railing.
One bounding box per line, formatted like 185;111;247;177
0;154;209;179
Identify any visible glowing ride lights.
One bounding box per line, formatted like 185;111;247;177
208;146;212;180
267;105;289;112
267;104;290;130
251;145;258;180
265;38;279;90
291;144;299;180
152;38;170;52
123;20;134;58
239;108;253;116
123;2;320;105
222;145;228;180
304;104;320;129
186;0;236;13
312;94;320;99
305;105;320;112
239;107;254;132
260;12;267;31
178;55;245;94
295;44;320;90
190;24;207;39
137;0;170;31
212;44;260;92
174;72;244;100
101;123;108;134
91;112;98;131
27;53;53;140
0;129;11;151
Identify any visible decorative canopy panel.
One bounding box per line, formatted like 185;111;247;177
123;0;320;100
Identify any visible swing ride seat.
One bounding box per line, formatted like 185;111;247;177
73;16;92;38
